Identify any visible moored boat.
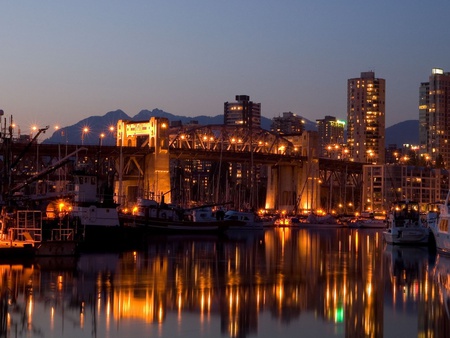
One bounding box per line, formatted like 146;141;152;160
298;213;345;228
383;200;429;245
223;210;268;230
0;209;42;258
68;171;144;251
118;198;233;234
349;217;386;229
428;190;450;254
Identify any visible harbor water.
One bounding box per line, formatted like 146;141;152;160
0;227;448;338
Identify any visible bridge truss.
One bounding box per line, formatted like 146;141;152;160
1;126;364;213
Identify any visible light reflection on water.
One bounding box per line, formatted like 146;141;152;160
0;228;449;337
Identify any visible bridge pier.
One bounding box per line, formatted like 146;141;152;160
265;159;320;214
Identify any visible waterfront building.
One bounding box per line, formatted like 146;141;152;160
419;68;450;168
271;112;304;135
347;71;386;164
362;164;449;213
224;95;261;128
316;115;346;158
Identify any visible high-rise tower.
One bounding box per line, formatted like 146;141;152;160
316;115;345;157
419;68;450;168
347;71;386;164
271;112;304;135
224;95;261;128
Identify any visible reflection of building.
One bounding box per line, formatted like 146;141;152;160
362;164;449;212
419;68;450;168
5;226;445;337
347;71;386;164
224;95;261;128
271;112;304;135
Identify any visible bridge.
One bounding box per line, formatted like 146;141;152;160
0;118;363;214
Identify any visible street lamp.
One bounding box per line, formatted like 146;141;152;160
31;125;38;140
99;133;105;147
81;127;89;145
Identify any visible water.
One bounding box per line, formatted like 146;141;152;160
0;227;449;338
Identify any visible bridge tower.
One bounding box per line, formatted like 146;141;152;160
115;117;171;208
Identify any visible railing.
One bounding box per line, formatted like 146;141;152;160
51;228;74;241
9;227;42;243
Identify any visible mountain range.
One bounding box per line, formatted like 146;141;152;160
42;109;419;148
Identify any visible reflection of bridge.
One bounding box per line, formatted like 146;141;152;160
2;121;363;213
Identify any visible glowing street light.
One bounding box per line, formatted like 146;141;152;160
81;127;89;145
99;132;105;146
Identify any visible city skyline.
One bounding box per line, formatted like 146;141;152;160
1;1;449;132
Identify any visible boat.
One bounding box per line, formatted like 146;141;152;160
349;217;386;228
36;222;78;256
69;171;143;251
275;216;302;227
428;190;450;254
0;205;81;258
118;198;233;234
383;200;429;245
222;210;267;230
299;212;345;228
0;209;41;257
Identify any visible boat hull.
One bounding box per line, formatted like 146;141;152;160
350;219;386;229
431;231;450;255
0;241;35;258
36;240;78;256
383;228;429;245
119;215;230;235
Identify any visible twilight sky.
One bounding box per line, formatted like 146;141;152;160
1;1;449;132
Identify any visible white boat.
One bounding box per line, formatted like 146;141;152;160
383;200;429;245
70;172;142;250
349;217;386;229
223;210;266;230
299;213;344;228
428;190;450;254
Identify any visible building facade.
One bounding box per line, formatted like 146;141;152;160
316;115;346;158
347;71;386;164
224;95;261;128
271;112;304;135
362;164;449;213
419;68;450;168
